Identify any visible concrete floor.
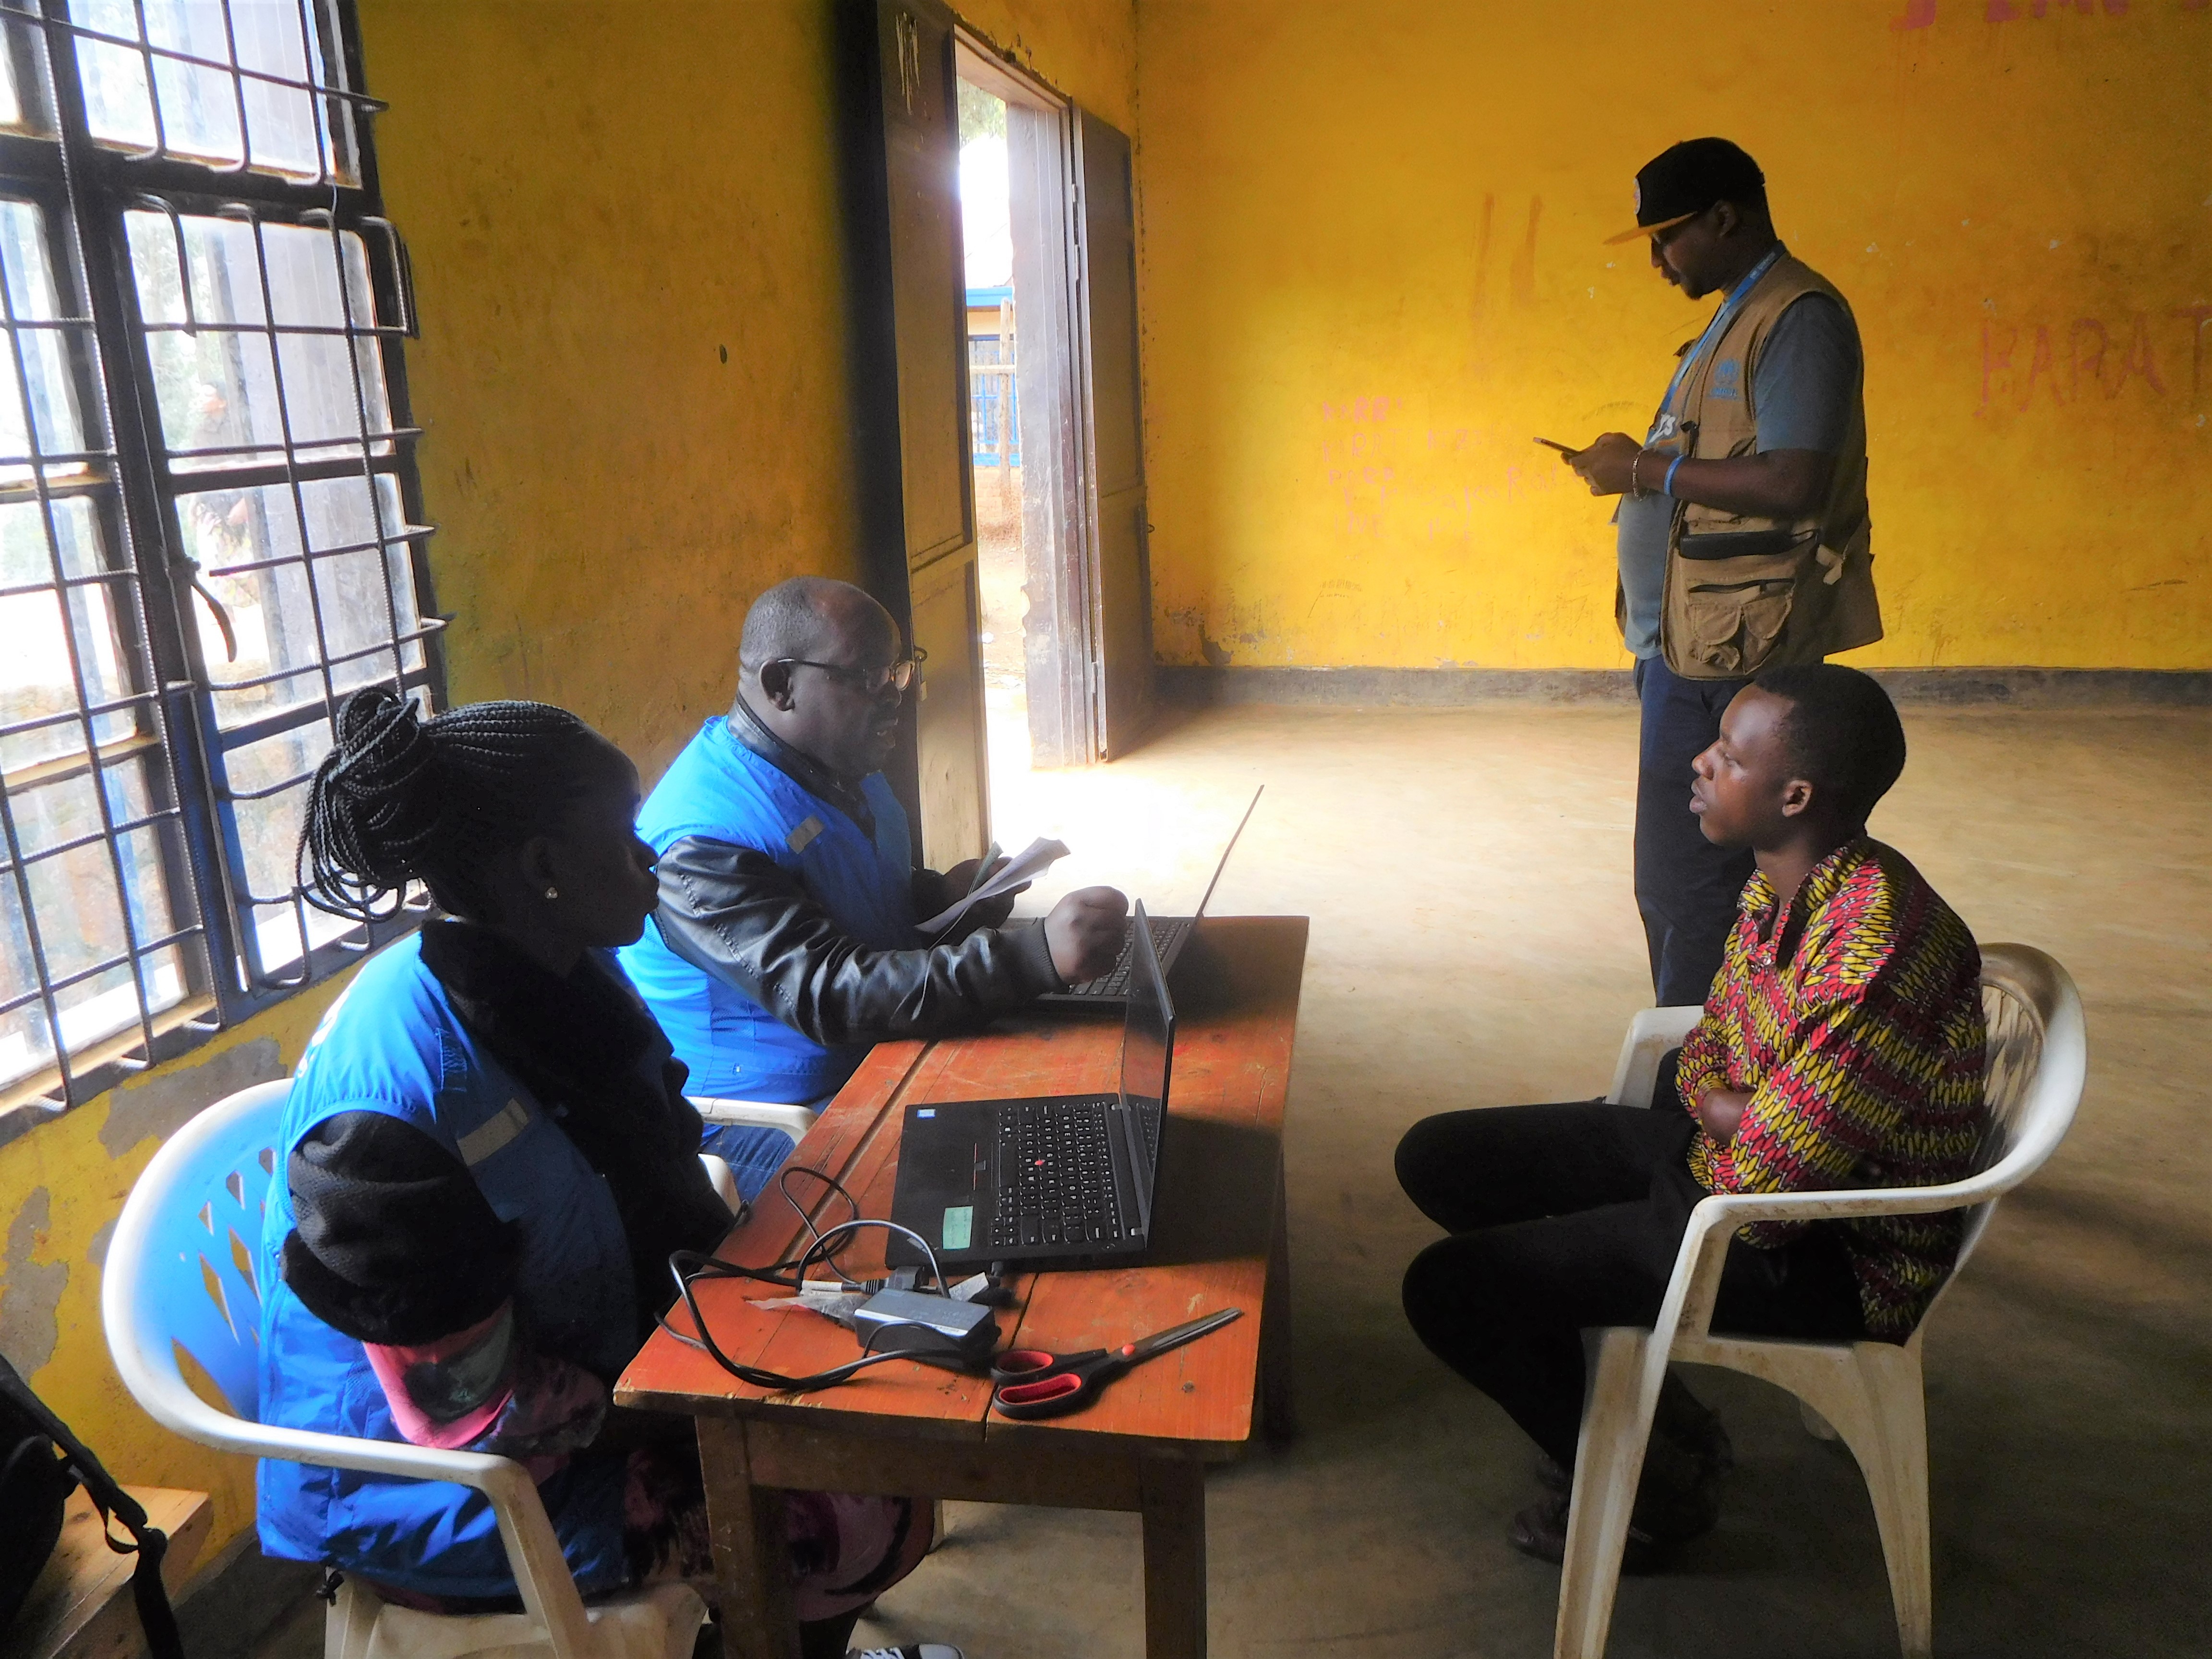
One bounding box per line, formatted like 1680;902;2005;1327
252;703;2212;1659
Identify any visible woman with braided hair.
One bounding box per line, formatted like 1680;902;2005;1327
255;686;953;1659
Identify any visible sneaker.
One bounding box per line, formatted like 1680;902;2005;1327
1654;1375;1735;1480
1509;1435;1722;1574
1532;1383;1735;1494
1539;1451;1575;1504
848;1647;965;1659
1534;1450;1570;1493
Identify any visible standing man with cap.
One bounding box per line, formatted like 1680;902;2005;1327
1556;138;1882;1008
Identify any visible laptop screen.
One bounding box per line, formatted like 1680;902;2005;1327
1119;900;1176;1233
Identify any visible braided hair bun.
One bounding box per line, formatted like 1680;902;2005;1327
298;685;613;923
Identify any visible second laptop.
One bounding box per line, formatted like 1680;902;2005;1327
887;900;1177;1272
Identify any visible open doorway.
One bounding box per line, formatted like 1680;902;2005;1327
953;56;1080;775
953;77;1033;771
951;40;1154;776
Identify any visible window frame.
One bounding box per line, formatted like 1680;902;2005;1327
0;0;440;1132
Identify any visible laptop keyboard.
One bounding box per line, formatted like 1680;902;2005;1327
1068;917;1191;997
990;1098;1125;1250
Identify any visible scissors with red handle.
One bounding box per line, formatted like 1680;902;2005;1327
989;1308;1243;1420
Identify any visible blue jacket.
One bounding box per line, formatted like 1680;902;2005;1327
255;936;634;1601
619;716;922;1102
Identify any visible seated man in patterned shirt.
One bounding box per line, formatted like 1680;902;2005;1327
1395;663;1987;1572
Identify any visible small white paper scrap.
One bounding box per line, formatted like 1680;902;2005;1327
916;836;1069;934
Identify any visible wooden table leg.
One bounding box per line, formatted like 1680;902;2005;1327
1139;1456;1207;1659
695;1418;801;1659
1260;1155;1298;1444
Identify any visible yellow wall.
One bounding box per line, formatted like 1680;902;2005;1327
960;0;1138;131
0;0;1134;1575
367;0;865;781
8;0;2197;1602
1136;0;2212;672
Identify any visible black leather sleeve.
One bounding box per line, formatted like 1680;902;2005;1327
281;1111;521;1346
649;834;1065;1047
905;866;1005;944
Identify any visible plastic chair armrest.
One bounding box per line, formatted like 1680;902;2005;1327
699;1153;742;1214
133;1399;605;1659
688;1096;818;1142
1635;1005;1706;1046
1604;1005;1704;1107
130;1388;525;1487
1655;1173;2006;1346
1687;1173;2007;1230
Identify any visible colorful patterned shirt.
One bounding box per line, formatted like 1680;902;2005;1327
1674;838;1989;1341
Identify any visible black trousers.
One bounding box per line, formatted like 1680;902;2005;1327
1396;1103;1866;1469
1635;655;1756;1006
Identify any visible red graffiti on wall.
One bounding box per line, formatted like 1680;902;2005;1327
1471;194;1495;334
1896;0;2208;24
1509;198;1543;310
1320;397;1399;423
2173;306;2212;397
1977;310;2209;411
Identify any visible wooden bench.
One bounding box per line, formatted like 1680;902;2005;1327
6;1487;211;1659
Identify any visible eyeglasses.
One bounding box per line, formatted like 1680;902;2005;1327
769;646;928;695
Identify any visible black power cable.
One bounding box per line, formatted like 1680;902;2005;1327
655;1165;974;1391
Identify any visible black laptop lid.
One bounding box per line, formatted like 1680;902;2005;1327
1120;900;1176;1234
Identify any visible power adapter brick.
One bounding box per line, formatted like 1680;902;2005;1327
852;1288;1000;1359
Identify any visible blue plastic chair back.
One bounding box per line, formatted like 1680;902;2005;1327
129;1080;288;1422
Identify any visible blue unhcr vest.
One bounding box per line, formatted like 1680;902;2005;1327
619;716;920;1104
255;935;635;1601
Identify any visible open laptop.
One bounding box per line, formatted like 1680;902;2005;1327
1038;784;1262;1006
887;901;1176;1272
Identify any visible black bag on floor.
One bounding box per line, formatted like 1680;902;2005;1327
0;1349;184;1659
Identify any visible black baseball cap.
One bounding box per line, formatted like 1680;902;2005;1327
1604;138;1767;245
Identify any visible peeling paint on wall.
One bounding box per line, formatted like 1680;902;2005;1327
1;1187;67;1373
99;1037;283;1159
0;969;349;1557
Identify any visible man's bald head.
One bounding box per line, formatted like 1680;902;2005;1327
739;576;896;671
735;577;908;781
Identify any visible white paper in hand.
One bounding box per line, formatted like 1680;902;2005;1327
917;836;1069;934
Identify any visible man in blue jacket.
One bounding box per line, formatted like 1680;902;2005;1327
620;577;1127;1186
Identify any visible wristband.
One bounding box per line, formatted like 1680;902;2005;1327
1628;449;1647;498
1663;455;1686;497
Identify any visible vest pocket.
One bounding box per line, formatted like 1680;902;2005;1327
1682;577;1794;675
1679;526;1811;561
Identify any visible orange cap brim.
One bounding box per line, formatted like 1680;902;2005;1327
1602;209;1696;247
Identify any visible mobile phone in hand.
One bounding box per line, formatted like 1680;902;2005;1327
1534;437;1578;456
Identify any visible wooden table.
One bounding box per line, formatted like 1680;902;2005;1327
616;916;1307;1659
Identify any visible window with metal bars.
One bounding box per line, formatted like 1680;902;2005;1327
0;0;436;1125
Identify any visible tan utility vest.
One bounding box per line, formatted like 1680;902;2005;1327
1632;253;1883;680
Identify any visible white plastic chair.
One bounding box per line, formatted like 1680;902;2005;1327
1557;942;2087;1659
101;1080;709;1659
689;1097;819;1216
687;1096;819;1143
